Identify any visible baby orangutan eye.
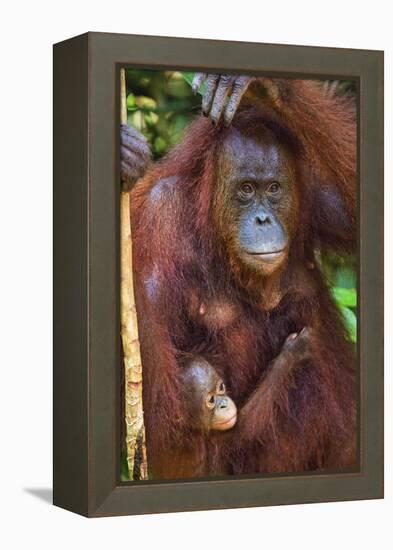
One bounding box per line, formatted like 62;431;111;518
238;182;255;200
217;381;225;394
206;394;216;410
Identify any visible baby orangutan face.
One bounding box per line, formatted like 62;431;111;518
181;357;237;432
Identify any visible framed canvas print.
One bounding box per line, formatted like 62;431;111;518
53;32;384;517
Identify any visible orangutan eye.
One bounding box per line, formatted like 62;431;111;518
267;181;281;195
217;381;225;394
239;182;255;199
206;394;216;409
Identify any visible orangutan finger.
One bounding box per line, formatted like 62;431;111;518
223;75;252;125
121;123;148;143
210;75;235;125
191;73;207;94
121;132;151;159
202;74;220;116
121;145;149;167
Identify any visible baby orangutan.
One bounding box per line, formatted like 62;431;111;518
156;357;236;480
181;357;237;432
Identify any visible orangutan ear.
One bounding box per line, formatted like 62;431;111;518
311;184;356;254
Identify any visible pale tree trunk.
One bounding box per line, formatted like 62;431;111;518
120;68;148;480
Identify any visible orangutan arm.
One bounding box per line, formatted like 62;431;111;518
234;327;313;444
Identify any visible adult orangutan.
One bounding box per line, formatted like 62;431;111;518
120;75;357;479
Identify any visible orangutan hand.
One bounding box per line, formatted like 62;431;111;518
280;327;314;364
120;123;151;192
192;73;282;126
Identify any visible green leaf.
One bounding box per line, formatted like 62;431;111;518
126;92;136;110
332;265;356;289
339;306;357;343
182;72;195;86
143;111;159;126
120;449;130;482
166;72;191;98
128;111;145;132
135;96;157;110
154;136;167;154
332;287;357;308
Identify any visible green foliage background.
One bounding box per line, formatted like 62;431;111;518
125;69;201;158
121;70;357;480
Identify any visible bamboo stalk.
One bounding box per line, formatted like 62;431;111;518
120;68;148;480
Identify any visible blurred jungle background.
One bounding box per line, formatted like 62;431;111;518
121;69;357;481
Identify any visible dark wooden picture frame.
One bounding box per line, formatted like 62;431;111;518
53;32;383;517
